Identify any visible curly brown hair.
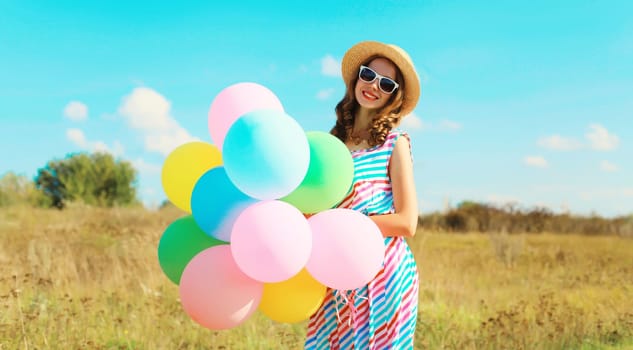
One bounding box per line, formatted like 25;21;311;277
330;56;405;147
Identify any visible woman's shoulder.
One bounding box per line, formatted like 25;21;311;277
385;129;411;147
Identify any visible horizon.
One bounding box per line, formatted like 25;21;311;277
1;1;631;218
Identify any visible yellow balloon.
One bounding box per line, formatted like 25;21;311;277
259;268;327;323
161;141;222;213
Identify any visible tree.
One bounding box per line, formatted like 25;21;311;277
35;152;139;208
0;172;49;207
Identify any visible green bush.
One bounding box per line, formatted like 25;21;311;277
34;152;139;209
0;172;49;207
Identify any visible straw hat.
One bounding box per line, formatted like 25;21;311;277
341;41;420;117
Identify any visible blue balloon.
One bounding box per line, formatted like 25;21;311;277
191;167;257;242
223;109;310;200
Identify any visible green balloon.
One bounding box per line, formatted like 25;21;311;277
157;215;226;285
282;131;354;213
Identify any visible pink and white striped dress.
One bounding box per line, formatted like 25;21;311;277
305;130;419;349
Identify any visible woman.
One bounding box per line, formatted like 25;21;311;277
305;41;421;349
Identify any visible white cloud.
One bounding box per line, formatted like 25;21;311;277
132;158;162;175
321;54;341;77
93;141;109;153
144;129;195;155
586;124;619;151
537;135;582;151
66;128;124;156
66;128;88;147
118;88;173;130
95;141;124;157
112;141;125;157
399;113;427;131
486;194;520;206
63;101;88;121
316;88;335;100
535;125;619;152
599;160;618;172
142;187;157;196
118;87;196;155
438;119;462;131
524;156;548;168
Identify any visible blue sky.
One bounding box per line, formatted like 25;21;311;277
1;1;631;217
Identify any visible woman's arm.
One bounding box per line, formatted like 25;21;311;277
370;135;419;237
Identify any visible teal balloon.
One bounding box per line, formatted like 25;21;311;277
281;131;354;213
223;109;310;200
191;167;257;242
157;216;226;285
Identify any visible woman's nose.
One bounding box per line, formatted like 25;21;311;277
370;79;380;91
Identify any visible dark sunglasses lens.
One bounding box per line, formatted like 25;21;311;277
359;67;376;82
379;78;397;93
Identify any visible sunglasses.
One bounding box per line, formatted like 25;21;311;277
358;65;400;94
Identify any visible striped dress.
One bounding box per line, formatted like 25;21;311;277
305;130;419;349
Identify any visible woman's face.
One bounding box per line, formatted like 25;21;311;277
354;57;398;111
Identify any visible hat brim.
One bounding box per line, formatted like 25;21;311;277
341;41;420;117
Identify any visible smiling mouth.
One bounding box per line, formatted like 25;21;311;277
362;90;379;101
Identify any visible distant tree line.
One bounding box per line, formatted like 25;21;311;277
419;201;633;236
0;172;48;207
2;154;632;235
1;152;139;209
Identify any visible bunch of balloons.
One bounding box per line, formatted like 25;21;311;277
157;82;386;330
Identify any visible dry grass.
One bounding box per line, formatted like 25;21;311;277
1;206;632;349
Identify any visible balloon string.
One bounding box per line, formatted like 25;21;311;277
333;290;368;329
345;291;354;327
334;290;343;324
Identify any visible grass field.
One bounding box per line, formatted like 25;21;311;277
1;206;632;349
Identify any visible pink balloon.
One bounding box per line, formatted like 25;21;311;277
231;201;312;283
306;209;385;290
208;82;284;150
179;246;263;330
